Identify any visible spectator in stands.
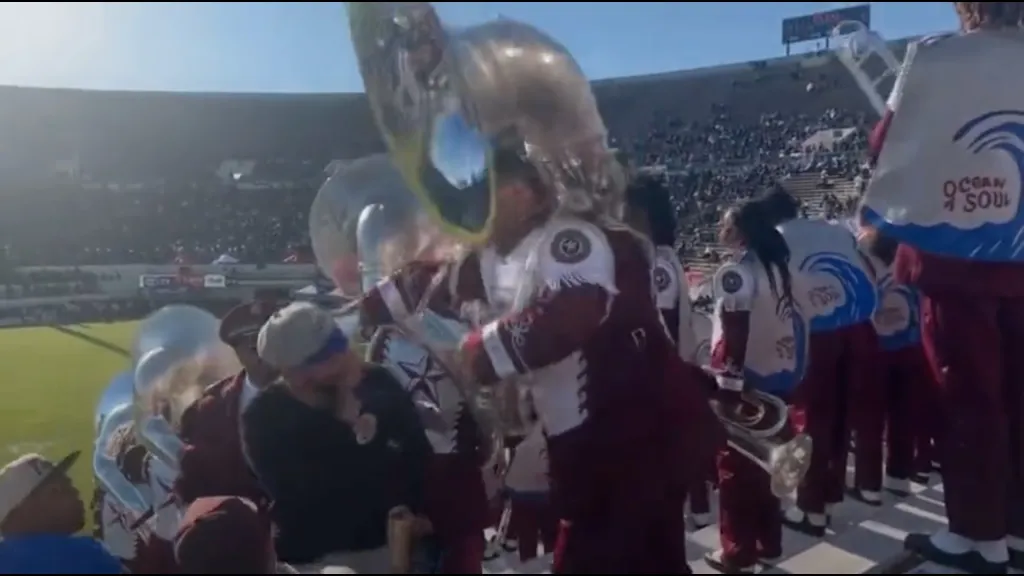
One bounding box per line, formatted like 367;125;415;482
174;496;296;574
0;452;122;574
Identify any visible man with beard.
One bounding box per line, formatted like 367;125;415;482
174;299;282;507
861;3;1024;571
359;146;720;573
254;301;432;571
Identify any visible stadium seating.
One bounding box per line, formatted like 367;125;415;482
0;38;913;297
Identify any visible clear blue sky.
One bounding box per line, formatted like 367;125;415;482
0;2;958;94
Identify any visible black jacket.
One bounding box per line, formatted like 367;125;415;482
243;365;430;563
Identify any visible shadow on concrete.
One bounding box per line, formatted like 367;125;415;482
52;325;129;358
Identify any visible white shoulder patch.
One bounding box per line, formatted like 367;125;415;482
653;248;681;310
713;263;756;312
537;220;616;294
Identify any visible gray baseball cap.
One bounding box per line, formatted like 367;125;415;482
257;302;345;370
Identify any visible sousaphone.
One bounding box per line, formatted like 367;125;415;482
93;304;239;549
346;2;624;245
309;155;505;470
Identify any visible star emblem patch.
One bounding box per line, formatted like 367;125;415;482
397;354;447;407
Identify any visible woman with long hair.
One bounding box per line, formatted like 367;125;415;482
704;197;808;574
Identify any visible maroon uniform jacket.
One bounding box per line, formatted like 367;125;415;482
361;220;722;529
175;372;267;506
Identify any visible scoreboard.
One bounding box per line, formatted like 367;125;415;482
781;4;871;45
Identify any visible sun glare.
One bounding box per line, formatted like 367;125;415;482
0;2;103;79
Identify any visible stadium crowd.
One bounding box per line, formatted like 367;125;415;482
0;28;883;574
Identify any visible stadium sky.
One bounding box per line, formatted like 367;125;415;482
0;2;957;94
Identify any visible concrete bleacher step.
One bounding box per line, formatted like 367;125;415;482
481;467;1020;574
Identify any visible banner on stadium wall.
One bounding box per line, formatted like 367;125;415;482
138;273;226;293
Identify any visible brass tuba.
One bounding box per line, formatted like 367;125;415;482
346;2;624;245
93;371;150;529
310;155;505;470
131;305;239;469
707;386;813;497
310;153;426;297
93;305;239;552
832;20;905;118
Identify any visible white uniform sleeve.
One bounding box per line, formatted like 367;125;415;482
713;263;756;312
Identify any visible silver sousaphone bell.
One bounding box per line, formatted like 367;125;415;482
93;370;150;526
309;154;506;470
709;386;813;497
94;304;240;537
346;2;623;245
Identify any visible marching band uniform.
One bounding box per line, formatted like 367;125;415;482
863;22;1024;571
655;244;700;362
858;234;934;494
653;245;711;527
706;252;809;572
502;391;556;564
175;302;280;507
345;7;721;572
361;216;712;573
776;215;880;531
355;208;491;573
99;421;176;574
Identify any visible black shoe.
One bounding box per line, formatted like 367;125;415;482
904;533;1008;574
782;514;827;537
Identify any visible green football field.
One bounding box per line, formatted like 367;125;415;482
0;322;139;496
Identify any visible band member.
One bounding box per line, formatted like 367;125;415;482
254;301;433;570
360;146;717;573
862;3;1024;570
347;6;722;571
324;155;491;572
623;176;710;528
857;231;936;496
764;187;881;532
174;299;282;507
704;197;809;573
501;388;556;564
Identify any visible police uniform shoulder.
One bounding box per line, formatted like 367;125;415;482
713;263;755;300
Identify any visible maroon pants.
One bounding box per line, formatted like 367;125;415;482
424;453;488;573
508;496;558;562
552;507;689;574
717;443;782;566
547;427;688;574
880;345;936;480
792;321;880;512
920;292;1024;541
